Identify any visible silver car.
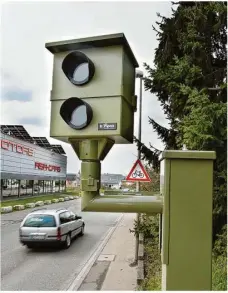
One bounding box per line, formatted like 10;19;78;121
19;208;85;249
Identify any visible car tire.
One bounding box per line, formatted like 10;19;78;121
26;244;34;249
79;224;85;236
64;234;71;249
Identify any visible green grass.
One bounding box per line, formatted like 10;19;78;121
138;237;161;291
66;191;81;196
0;192;79;208
212;254;227;290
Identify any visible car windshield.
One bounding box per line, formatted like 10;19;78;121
23;214;56;227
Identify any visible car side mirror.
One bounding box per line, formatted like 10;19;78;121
75;216;82;220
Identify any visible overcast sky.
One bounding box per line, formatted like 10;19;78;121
1;0;172;175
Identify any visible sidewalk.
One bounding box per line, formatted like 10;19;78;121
79;213;137;291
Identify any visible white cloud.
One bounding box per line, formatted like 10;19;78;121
1;1;172;174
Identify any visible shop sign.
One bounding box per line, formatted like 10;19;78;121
35;162;61;172
0;139;34;156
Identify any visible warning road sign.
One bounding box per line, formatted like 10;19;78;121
126;159;151;182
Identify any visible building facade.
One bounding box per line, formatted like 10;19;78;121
65;173;125;189
66;173;80;188
101;173;125;189
0;125;67;199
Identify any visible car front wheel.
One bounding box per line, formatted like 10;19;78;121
79;225;85;236
26;244;34;249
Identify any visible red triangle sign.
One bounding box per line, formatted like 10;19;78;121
126;159;151;182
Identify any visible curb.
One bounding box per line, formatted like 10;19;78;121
137;233;145;286
13;205;25;211
25;203;36;208
1;206;13;213
35;201;44;206
0;196;80;214
51;199;59;203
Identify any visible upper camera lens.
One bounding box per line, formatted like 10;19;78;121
72;62;89;84
62;51;95;86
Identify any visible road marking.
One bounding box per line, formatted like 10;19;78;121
66;213;123;291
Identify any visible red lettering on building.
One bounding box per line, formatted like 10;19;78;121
48;165;53;171
35;162;61;172
1;140;8;150
0;139;34;156
16;145;23;154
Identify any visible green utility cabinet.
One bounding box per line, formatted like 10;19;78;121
160;150;216;291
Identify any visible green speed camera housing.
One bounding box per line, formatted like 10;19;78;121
45;33;139;145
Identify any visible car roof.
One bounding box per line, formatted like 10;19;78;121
28;208;68;216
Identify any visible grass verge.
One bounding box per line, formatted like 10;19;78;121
138;235;161;290
212;254;227;290
0;193;78;208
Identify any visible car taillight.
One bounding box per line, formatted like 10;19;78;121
57;227;61;240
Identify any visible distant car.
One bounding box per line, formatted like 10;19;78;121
19;208;85;249
122;188;129;192
21;184;26;189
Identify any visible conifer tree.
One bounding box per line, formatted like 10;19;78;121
137;1;227;243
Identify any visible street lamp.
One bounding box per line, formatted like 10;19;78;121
134;69;144;264
135;69;143;157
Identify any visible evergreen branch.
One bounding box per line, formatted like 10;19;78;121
152;25;161;35
149;143;162;153
171;1;180;5
148;117;170;142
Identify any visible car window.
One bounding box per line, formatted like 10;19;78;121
23;214;56;227
69;211;76;221
59;211;71;224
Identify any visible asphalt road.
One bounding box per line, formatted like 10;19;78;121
1;199;120;291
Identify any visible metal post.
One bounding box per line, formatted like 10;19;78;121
134;70;143;264
32;180;34;196
1;179;3;200
18;180;21;198
10;179;12;197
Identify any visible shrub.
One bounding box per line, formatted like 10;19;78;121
212;254;227;291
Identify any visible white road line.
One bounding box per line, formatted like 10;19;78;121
66;213;124;291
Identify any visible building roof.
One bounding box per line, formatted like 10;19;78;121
0;125;66;155
101;173;125;184
66;173;125;184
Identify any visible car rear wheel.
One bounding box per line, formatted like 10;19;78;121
64;234;71;249
26;244;34;249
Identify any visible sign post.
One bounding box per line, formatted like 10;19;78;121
126;159;151;264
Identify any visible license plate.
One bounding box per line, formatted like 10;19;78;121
30;235;45;240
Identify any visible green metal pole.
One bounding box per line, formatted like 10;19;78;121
83;194;163;213
135;70;143;264
81;160;101;210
